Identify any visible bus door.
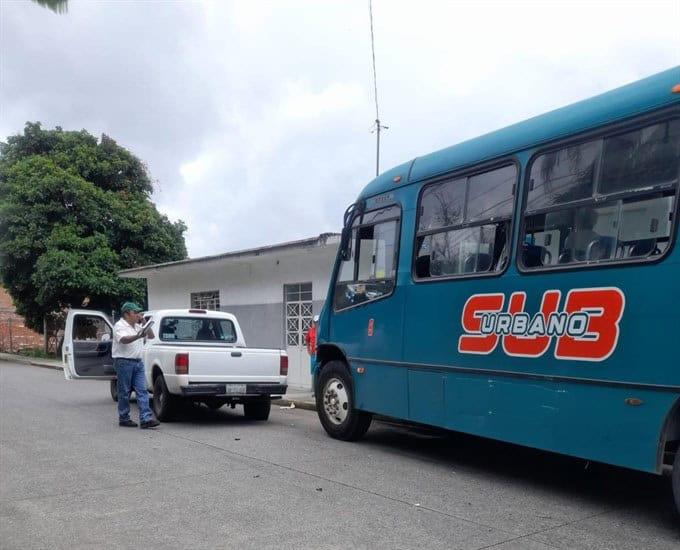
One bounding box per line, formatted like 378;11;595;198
330;203;406;417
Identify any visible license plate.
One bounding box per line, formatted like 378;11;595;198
225;384;247;394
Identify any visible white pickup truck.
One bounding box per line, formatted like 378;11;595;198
62;308;288;421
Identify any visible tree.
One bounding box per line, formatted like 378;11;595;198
0;122;187;332
31;0;68;14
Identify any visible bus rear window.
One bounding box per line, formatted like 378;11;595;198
521;118;679;269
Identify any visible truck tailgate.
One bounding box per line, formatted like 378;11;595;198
156;345;282;380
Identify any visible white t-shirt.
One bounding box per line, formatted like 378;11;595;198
112;319;144;359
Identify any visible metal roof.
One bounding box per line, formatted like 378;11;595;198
119;232;340;277
359;66;680;200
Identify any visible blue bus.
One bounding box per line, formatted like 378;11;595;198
312;67;680;512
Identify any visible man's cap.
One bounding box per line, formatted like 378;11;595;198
121;301;143;313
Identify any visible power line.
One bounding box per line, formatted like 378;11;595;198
369;0;387;177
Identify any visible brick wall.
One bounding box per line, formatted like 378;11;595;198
0;287;44;353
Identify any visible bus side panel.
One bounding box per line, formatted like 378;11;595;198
399;281;678;472
553;384;679;473
438;372;676;473
482;377;560;452
441;372;676;473
398;206;680;466
408;369;446;426
351;362;408;418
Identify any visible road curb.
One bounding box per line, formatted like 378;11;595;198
0;353;63;371
277;398;316;411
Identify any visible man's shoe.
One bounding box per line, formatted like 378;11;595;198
140;419;160;429
119;419;138;427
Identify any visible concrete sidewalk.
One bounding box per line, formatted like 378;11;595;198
0;352;62;370
277;390;316;411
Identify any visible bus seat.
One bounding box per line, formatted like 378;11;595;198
586;236;615;260
522;243;546;268
415;255;431;278
463;253;492;273
629;238;656;257
558;249;574;264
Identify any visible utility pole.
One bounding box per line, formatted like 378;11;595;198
372;118;388;177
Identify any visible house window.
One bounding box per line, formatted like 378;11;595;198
190;290;220;311
284;283;313;347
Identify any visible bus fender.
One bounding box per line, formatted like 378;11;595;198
658;396;680;472
315;344;352;394
315;343;349;371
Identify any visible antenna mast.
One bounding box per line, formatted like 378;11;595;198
369;0;387;176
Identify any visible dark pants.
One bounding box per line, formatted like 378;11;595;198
114;358;153;422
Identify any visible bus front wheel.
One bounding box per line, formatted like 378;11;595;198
316;361;372;441
673;446;680;515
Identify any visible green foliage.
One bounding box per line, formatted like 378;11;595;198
0;122;187;331
31;0;68;14
17;347;56;359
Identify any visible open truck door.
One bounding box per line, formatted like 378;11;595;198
62;309;115;380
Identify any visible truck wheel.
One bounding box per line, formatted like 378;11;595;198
111;380;135;402
673;445;680;516
152;375;178;421
316;361;372;441
244;398;271;421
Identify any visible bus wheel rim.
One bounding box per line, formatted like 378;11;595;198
323;378;349;425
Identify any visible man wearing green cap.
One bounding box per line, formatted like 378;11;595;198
112;302;160;428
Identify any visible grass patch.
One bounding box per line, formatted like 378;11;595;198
17;347;57;359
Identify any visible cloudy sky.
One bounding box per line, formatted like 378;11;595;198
1;0;679;258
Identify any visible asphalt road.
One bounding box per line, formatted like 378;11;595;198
1;362;679;549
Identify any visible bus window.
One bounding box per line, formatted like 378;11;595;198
526;139;602;211
337;228;356;283
415;164;516;279
334;207;400;311
521;119;680;269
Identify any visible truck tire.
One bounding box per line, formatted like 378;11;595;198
244;398;271;421
110;380;135;402
316;361;372;441
152;374;178;421
673;445;680;516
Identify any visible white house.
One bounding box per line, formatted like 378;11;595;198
119;233;340;391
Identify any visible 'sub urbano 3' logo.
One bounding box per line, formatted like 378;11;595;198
458;287;625;362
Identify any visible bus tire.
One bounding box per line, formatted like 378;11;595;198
673;446;680;516
316;361;372;441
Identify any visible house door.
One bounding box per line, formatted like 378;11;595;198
284;282;313;390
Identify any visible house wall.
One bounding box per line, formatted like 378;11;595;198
144;243;338;349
